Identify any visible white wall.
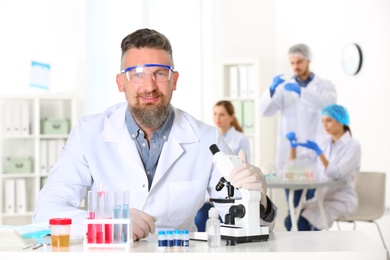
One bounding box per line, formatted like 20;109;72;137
84;0;204;119
0;0;86;101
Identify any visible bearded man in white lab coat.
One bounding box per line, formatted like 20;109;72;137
259;43;336;230
33;28;277;241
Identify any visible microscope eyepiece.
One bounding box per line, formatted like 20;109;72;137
216;177;227;191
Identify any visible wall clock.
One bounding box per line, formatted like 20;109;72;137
341;43;363;76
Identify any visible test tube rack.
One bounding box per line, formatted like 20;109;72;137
83;218;132;250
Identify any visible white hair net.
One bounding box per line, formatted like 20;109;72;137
288;43;312;61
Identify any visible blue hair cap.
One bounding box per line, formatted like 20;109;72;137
321;104;350;126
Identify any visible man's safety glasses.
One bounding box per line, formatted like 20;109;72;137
120;64;174;83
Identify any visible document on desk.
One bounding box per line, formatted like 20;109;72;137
0;228;35;249
0;224;51;240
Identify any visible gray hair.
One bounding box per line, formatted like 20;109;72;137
120;28;174;69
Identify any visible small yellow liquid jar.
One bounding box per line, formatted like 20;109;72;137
49;218;72;247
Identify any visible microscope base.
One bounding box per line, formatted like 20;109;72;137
220;225;269;244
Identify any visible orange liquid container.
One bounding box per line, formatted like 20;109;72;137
51;235;71;247
49;218;72;247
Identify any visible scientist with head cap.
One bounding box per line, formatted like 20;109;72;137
258;43;337;230
285;104;361;230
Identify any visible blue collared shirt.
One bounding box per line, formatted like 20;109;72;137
125;105;174;190
295;72;314;87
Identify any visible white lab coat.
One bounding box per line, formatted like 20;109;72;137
33;103;273;237
221;126;251;163
259;75;337;172
301;132;361;229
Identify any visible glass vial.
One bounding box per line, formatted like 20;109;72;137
158;230;167;250
166;230;174;247
206;207;221;247
173;230;182;247
181;230;189;247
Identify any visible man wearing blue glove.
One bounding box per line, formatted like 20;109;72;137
259;43;337;231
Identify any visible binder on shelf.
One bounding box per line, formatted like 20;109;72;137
20;101;30;136
3;102;13;135
242;100;255;133
238;65;249;98
5;179;15;214
231;100;243;127
47;140;57;171
39;140;48;174
12;102;21;136
15;179;27;213
246;65;255;97
229;66;240;98
56;139;66;160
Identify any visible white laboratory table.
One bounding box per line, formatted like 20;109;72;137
0;231;387;260
267;178;347;231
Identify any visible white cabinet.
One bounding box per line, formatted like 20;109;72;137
0;96;80;225
219;58;276;168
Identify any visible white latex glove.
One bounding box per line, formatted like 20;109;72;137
130;208;157;241
229;149;268;209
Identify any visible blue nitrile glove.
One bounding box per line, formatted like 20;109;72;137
269;74;285;96
285;132;298;148
284;82;301;95
297;140;323;156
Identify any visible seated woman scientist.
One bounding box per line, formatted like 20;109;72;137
195;100;252;231
213;100;251;162
285;103;361;231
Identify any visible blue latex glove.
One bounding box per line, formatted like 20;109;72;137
269;74;285;96
285;132;298;148
284;82;301;95
297;140;323;156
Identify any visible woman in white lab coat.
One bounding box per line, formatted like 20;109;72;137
285;104;361;230
195;100;252;231
213;100;251;163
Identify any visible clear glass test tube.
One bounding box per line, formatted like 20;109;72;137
87;190;97;243
96;189;105;243
113;190;123;243
104;190;114;244
122;190;130;242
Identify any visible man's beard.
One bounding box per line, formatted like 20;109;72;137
130;101;170;130
296;66;309;78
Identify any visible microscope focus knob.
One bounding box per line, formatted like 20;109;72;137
229;204;245;218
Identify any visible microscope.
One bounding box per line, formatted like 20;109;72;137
209;144;269;245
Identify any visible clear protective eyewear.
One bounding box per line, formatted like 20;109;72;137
120;64;174;83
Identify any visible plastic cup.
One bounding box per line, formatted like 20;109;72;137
49;218;72;247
